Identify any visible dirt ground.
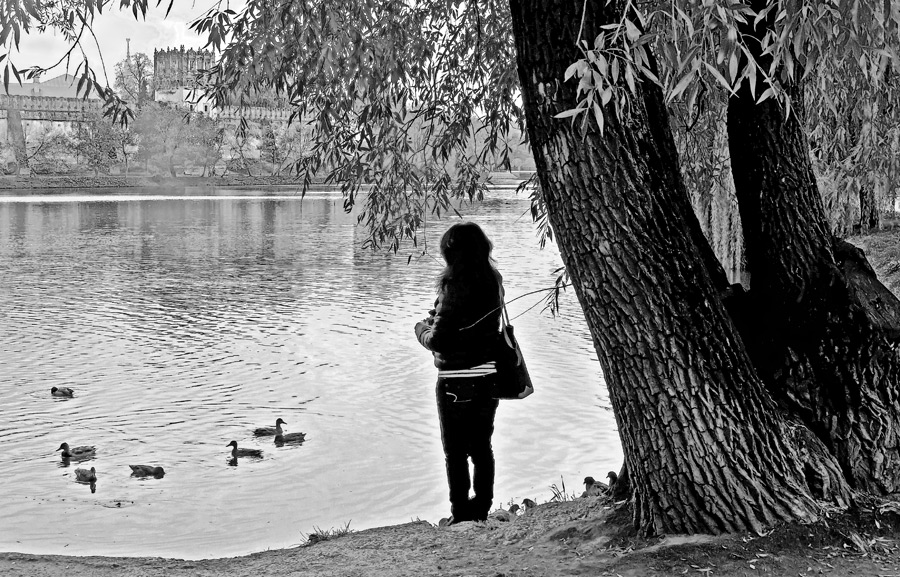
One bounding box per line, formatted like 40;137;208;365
3;496;900;577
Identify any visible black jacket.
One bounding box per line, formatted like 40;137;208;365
415;276;502;370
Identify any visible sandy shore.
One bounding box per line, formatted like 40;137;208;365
2;499;608;577
3;497;900;577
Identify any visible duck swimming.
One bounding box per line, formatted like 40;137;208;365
274;426;306;444
253;418;286;437
226;441;262;458
57;442;96;460
74;467;97;483
129;465;165;478
50;387;74;398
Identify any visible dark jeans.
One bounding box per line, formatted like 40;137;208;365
436;376;499;521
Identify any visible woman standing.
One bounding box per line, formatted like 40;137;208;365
415;222;503;525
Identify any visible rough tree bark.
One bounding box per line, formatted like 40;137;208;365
508;0;848;535
726;1;900;495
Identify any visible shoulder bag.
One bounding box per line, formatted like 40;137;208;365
490;285;534;400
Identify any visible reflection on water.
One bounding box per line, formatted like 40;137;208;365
0;187;620;559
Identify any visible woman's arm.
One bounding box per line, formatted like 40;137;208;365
415;290;461;353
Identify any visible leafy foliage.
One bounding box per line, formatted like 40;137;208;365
23;124;73;173
114;52;153;108
113;122;136;175
806;46;900;235
224;118;259;175
132;103;194;176
259;119;312;175
561;1;900;128
186;113;226;177
71;111;121;175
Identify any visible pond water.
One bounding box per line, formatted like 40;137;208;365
0;186;621;559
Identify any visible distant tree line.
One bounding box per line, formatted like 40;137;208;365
4;104;312;178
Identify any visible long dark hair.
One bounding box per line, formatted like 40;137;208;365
437;222;500;292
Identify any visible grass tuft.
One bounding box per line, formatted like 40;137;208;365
302;520;353;546
549;476;577;502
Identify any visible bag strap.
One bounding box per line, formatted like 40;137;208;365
499;283;511;330
499;283;523;364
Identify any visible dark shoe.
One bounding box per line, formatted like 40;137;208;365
468;496;491;522
439;515;468;527
450;500;474;522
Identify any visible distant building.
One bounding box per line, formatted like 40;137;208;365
0;73;105;173
0;73;102;149
3;73;102;100
153;46;215;106
153;46;291;122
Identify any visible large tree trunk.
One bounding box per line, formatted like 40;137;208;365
509;0;846;535
726;2;900;494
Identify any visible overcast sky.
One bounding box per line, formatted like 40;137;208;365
13;1;241;85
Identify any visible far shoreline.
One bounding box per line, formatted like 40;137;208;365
0;172;533;192
0;173;332;191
